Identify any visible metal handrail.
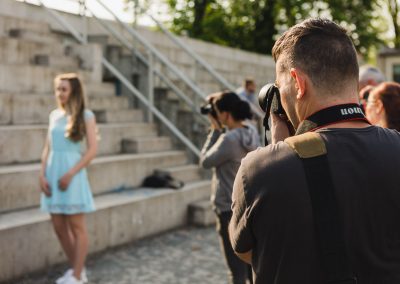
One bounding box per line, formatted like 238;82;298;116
37;0;201;157
38;0;85;43
87;7;208;124
94;0;207;103
148;14;236;91
147;14;265;119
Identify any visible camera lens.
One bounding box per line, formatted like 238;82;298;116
200;104;212;115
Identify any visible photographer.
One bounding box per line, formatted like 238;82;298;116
229;18;400;284
200;91;260;284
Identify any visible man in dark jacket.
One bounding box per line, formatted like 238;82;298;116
229;18;400;284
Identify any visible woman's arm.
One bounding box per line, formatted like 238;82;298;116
58;117;98;190
39;135;51;196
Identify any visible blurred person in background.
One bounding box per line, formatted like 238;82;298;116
200;91;260;284
359;65;385;91
358;65;385;109
365;81;400;131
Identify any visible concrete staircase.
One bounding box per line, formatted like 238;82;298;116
0;15;210;282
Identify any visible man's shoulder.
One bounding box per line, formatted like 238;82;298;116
241;141;299;175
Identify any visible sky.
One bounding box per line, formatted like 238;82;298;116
20;0;168;26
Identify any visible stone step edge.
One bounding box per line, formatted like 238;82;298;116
0;180;212;231
0;122;156;131
166;164;201;172
0;150;188;174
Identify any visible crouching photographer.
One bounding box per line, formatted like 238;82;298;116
199;91;260;284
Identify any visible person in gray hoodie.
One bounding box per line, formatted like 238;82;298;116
200;91;260;284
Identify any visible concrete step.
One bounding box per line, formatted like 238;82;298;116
0;180;211;282
164;164;204;183
0;150;189;213
8;28;61;45
86;82;115;97
121;136;172;153
188;199;215;227
0;38;72;65
0;64;100;94
94;109;143;123
0;122;158;164
0;15;50;37
0;94;130;125
32;54;79;69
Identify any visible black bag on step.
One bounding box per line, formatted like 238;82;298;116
142;169;184;189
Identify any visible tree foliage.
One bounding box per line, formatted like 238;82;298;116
160;0;386;57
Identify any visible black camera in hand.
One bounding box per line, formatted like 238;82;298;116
200;98;218;119
258;83;286;116
258;84;294;144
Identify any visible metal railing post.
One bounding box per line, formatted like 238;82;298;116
80;0;88;44
147;51;154;123
94;0;207;102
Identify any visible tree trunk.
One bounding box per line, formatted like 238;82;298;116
192;0;209;37
388;0;400;48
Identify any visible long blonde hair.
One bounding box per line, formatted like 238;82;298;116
55;73;86;142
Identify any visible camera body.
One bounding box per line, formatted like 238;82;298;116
258;83;295;139
200;98;218;119
258;83;286;116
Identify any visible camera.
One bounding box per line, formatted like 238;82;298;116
258;83;286;116
200;99;218;119
258;84;295;140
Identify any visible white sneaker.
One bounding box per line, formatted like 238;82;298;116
62;275;83;284
81;268;88;283
55;269;73;284
55;268;88;284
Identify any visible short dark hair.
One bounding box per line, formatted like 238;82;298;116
272;18;358;93
213;91;252;121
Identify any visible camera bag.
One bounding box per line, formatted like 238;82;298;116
285;132;357;284
142;169;184;190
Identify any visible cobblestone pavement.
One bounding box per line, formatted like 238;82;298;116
15;226;230;284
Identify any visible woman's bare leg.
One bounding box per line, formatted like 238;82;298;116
51;214;76;266
67;214;89;280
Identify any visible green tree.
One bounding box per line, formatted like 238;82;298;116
126;0;386;57
385;0;400;48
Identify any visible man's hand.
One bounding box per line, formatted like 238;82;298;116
236;250;252;264
58;172;73;191
271;113;291;144
39;175;51;197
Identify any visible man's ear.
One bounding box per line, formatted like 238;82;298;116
290;68;307;99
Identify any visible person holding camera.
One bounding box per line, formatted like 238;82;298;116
200;91;260;284
229;18;400;284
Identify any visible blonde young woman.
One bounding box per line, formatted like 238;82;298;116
40;73;97;284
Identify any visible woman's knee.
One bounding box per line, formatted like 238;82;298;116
68;215;88;238
51;215;69;236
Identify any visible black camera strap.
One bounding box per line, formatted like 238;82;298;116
295;103;369;135
283;104;369;284
285;133;357;284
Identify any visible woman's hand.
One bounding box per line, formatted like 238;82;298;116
58;172;73;191
39;175;51;197
208;114;221;130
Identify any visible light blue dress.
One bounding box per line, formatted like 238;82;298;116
40;109;96;215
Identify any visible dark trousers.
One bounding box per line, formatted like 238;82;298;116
216;211;252;284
